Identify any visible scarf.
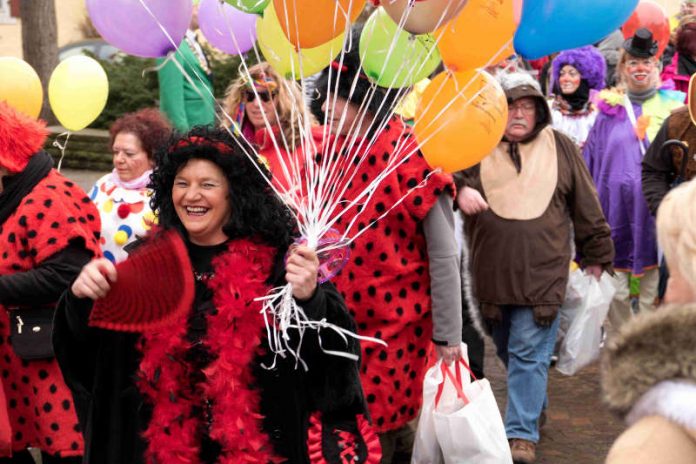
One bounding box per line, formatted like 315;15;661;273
109;168;152;190
678;53;696;78
628;87;657;105
0;151;52;226
557;80;591;112
137;238;283;464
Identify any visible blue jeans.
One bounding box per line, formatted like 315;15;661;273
491;306;559;443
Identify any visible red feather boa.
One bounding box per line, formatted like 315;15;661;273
137;238;283;463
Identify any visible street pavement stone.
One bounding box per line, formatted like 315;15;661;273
485;337;624;463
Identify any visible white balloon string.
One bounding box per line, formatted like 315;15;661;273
52;131;71;172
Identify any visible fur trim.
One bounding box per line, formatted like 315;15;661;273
626;380;696;430
551;46;607;92
458;212;486;339
137;238;283;463
0;101;47;173
497;72;542;95
601;304;696;419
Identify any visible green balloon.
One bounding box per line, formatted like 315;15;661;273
224;0;270;14
359;7;441;89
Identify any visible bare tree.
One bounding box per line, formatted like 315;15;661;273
20;0;58;123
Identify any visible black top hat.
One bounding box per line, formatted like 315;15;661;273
622;28;659;58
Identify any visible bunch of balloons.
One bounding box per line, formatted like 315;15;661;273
0;56;108;132
74;0;645;173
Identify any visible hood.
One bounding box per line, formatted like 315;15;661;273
0;102;48;173
498;72;551;138
601;304;696;419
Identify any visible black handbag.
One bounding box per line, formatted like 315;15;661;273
7;306;55;360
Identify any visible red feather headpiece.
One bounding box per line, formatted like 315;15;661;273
0;102;48;173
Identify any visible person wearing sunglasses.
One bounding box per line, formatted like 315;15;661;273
222;63;320;196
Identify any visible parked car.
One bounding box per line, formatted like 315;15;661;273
58;39;120;62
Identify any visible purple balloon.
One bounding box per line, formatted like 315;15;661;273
87;0;192;58
199;0;257;55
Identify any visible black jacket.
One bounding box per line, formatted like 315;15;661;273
54;268;365;464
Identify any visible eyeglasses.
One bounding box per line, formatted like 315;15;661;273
243;89;275;103
509;102;536;114
626;59;655;68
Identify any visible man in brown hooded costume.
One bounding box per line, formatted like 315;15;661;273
455;72;614;463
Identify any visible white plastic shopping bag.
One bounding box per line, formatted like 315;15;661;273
556;273;615;376
412;349;511;464
412;344;470;464
433;362;512;464
557;269;585;342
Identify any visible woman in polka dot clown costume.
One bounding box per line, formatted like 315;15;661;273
0;103;102;462
313;35;463;461
89;108;172;263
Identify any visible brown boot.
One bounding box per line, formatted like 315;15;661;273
510;439;536;464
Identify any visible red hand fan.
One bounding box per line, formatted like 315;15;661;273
89;229;195;332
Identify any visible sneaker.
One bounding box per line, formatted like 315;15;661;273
510;439;536;464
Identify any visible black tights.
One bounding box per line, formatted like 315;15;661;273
0;450;81;464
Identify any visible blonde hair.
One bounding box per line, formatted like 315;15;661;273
657;178;696;294
616;50;662;90
221;62;315;149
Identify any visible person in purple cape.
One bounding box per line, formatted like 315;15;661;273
583;28;686;331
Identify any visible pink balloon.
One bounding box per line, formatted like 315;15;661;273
199;0;257;55
513;0;523;25
87;0;192;58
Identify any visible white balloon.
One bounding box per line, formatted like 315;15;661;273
381;0;468;34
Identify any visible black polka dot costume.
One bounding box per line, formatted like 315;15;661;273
331;118;453;433
0;170;101;456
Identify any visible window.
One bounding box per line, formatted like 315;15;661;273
0;0;17;24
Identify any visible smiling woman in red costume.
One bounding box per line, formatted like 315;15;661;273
0;102;101;463
54;126;379;464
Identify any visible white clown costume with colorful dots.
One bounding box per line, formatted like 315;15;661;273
90;172;157;263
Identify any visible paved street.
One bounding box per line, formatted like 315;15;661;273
61;168;107;192
486;337;624;463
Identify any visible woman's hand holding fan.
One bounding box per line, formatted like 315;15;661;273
73;230;195;333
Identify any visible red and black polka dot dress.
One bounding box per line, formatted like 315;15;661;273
0;170;101;457
330;118;453;433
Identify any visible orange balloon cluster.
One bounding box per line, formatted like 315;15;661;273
273;0;365;49
414;70;508;173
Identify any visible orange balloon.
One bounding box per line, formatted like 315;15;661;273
414;70;507;173
437;0;516;71
273;0;365;49
381;0;468;34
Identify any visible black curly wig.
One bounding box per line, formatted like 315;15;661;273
149;126;296;255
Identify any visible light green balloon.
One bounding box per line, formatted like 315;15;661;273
224;0;270;14
359;7;441;89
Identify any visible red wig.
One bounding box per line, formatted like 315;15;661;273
109;108;172;160
0;102;48;173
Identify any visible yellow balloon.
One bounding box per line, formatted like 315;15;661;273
0;57;43;119
257;2;344;80
48;56;108;131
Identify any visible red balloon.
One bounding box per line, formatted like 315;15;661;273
621;1;670;58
